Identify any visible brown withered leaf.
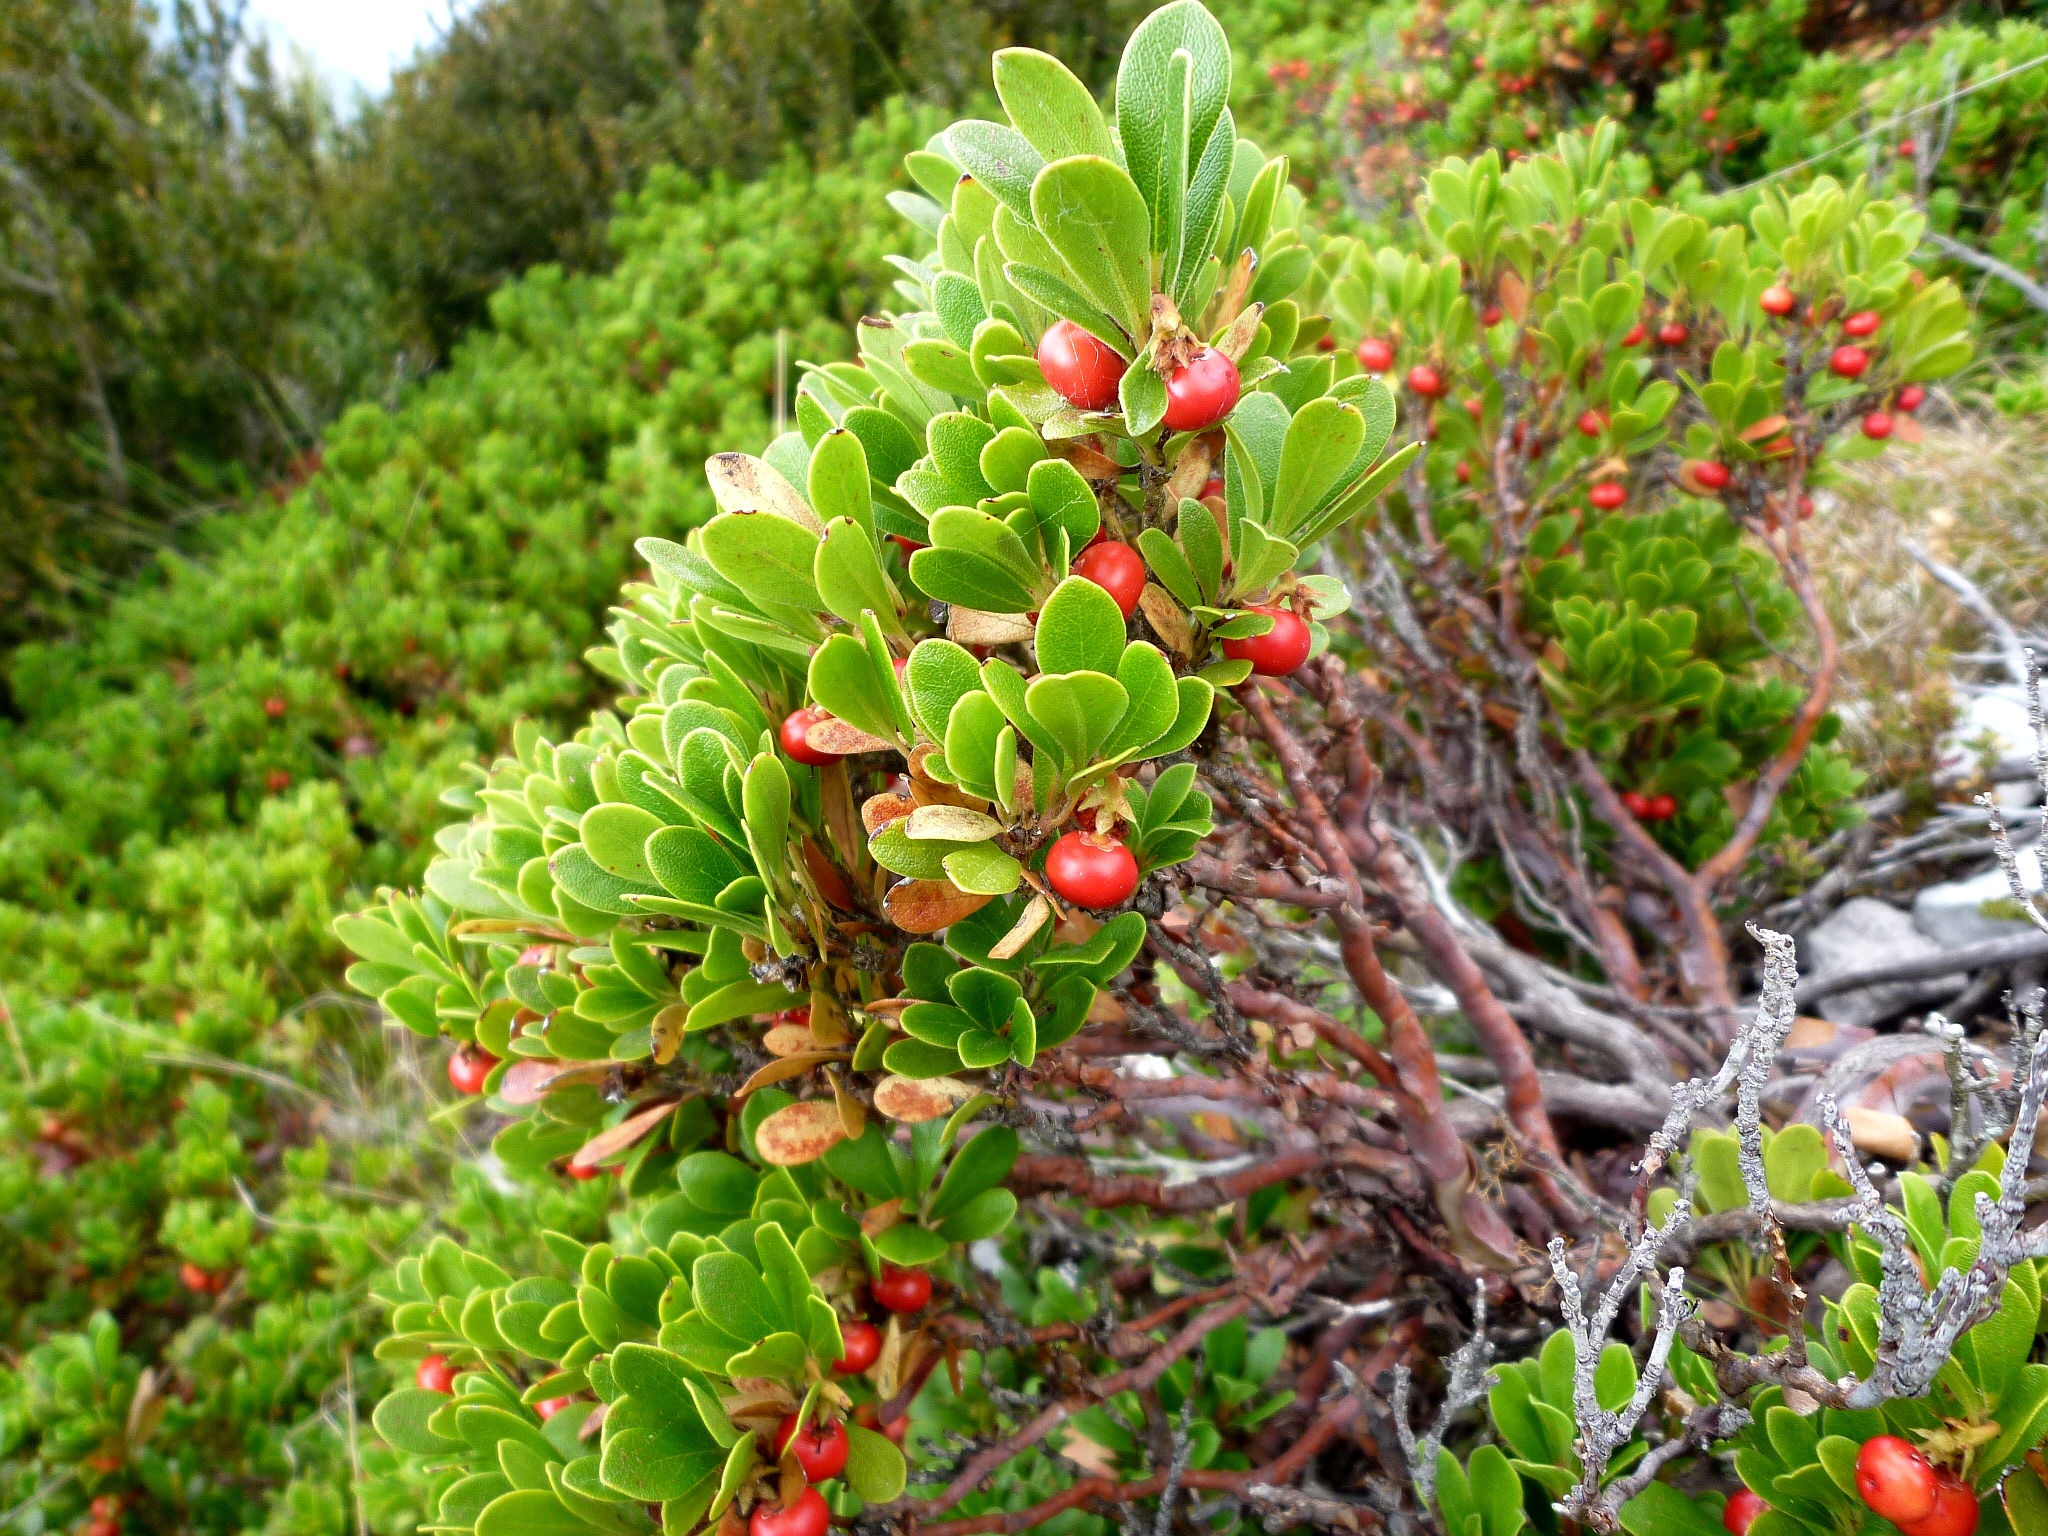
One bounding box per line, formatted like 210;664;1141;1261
569;1099;678;1172
1052;440;1124;481
807;717;894;756
819;761;873;896
873;1074;973;1123
753;1100;849;1166
904;804;1003;841
1213;300;1265;364
762;1024;819;1057
736;1052;847;1099
947;607;1036;646
499;1059;608;1106
1166;437;1213;500
862;792;915;836
801;837;859;910
1738;414;1790;443
650;1004;689;1065
988;894;1052;960
860;1197;904;1234
859;997;913;1018
807;989;852;1047
704;452;822;533
1498;269;1529;322
884;879;993;933
833;1072;866;1140
1086;988;1129;1024
1139;583;1194;656
1209;248;1255;330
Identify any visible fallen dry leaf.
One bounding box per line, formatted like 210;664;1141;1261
884;879;992;933
753;1100;849;1165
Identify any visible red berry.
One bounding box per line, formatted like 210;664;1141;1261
780;707;839;767
1045;833;1140;910
1405;364;1445;397
1759;285;1796;317
833;1320;882;1375
1461;395;1484;420
1856;1437;1937;1525
1830;344;1869;379
1072;541;1146;619
1588;482;1627;510
1622;322;1648;346
1647;793;1678;821
888;534;925;557
775;1414;850;1482
535;1396;576;1420
751;1488;830;1536
1862;411;1894;440
1576;410;1605;438
265;770;292;793
1700;106;1718;124
1657;321;1689;346
1315;332;1336;351
1690;460;1730;490
416;1355;455;1394
1842;310;1881;338
447;1046;498;1096
1897;384;1926;412
871;1264;933;1315
263;696;286;718
1454;461;1472;483
1897;138;1917;157
1356;338;1395;373
1162;349;1241;432
1722;1488;1767;1536
1900;1470;1978;1536
1481;304;1503;326
91;1497;122;1520
1199;474;1225;502
566;1160;604;1181
1619;790;1652;819
179;1262;216;1294
1037;320;1125;411
1221;605;1313;676
87;1521;121;1536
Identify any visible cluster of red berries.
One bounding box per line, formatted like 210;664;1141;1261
1036;320;1241;433
1619;789;1677;822
1854;1437;1979;1536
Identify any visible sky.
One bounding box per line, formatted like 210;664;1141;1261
242;0;469;98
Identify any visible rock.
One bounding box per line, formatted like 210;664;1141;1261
1911;843;2045;948
1939;684;2041;807
1800;897;1966;1027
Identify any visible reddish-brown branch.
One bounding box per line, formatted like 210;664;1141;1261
1235;681;1519;1266
1692;506;1838;895
1009;1147;1326;1211
1572;751;1739;1041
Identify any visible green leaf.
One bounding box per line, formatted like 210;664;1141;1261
692;1251;784;1340
807;429;873;543
1115;1;1231;252
1270;398;1367;539
1026;671;1129;769
684;980;794;1034
808;633;900;743
1027;458;1099;549
843;1424;909;1503
994;47;1114;163
724;1332;810;1380
1099;642;1181;761
944;843;1025;895
742;752;792;897
1035;575;1129;675
934;1187;1018;1242
1138;527;1200;607
1466;1444;1527;1536
944;120;1045;221
815;518;901;633
929;1126;1020;1218
1616;1482;1723;1536
610;1344;705;1424
710;1433;757;1520
904;640;987;744
646;826;750;907
873;1224;951;1266
882;1039;965;1079
699;511;823;618
1030;157;1154;337
474;1490;597;1536
1121;360;1167;437
374;1387;465;1456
